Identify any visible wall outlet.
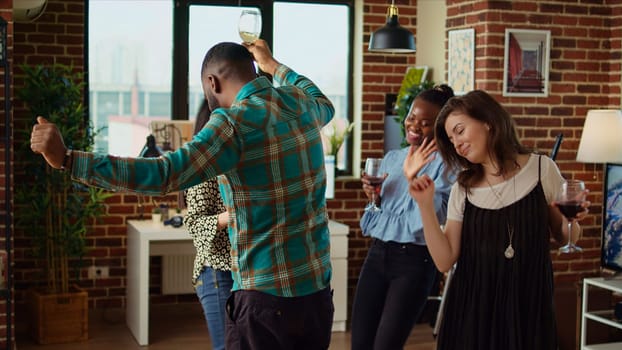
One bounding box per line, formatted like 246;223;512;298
88;266;109;279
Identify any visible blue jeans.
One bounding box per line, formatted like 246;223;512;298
350;239;437;350
195;267;234;350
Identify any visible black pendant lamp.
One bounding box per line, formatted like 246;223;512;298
368;0;416;53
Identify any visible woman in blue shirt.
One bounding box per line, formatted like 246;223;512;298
351;85;455;350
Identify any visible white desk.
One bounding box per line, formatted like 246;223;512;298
126;219;349;346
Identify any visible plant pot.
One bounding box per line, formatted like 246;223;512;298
151;213;162;224
28;285;88;344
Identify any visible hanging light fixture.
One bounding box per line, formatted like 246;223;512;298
368;0;416;53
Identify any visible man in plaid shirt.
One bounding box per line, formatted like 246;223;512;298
31;40;335;349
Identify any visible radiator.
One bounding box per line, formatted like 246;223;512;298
162;255;195;295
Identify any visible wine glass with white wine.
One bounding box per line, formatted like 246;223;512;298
238;9;262;44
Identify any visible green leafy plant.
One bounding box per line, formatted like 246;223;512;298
393;80;435;147
15;64;112;294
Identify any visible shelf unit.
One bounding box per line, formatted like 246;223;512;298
580;277;622;349
0;16;12;350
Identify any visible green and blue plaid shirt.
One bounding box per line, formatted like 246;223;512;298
71;64;334;297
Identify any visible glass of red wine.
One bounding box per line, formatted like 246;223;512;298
555;179;586;253
363;158;384;212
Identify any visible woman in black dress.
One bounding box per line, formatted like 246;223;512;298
403;90;590;349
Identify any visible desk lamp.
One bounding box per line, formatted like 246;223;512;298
138;134;162;158
576;109;622;166
137;134;162;218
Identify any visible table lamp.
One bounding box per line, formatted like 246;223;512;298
576;109;622;165
138;134;163;158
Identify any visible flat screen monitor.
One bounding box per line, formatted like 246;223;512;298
602;163;622;272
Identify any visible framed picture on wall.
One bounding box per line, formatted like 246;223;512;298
503;28;550;97
447;28;475;95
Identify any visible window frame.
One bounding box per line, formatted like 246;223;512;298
87;0;355;173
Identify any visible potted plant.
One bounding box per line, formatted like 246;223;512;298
321;117;355;173
15;63;111;344
320;118;354;198
151;206;162;224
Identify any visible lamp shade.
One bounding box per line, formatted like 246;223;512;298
576;109;622;163
368;3;416;53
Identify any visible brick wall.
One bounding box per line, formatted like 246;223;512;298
5;0;622;342
442;0;620;284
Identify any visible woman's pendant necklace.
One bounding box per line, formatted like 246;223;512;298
504;245;514;259
486;175;517;259
504;225;515;259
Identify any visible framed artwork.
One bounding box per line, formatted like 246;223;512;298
503;28;550;97
448;28;475;95
395;65;429;110
602;163;622;273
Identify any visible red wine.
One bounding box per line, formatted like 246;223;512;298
367;176;384;194
367;176;384;186
556;200;583;219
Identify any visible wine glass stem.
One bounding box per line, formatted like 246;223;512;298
567;220;573;247
371;192;376;207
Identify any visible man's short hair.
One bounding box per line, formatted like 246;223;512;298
201;42;255;80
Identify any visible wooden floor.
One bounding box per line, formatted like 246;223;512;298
16;303;437;350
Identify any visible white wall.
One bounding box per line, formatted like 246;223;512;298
416;0;447;83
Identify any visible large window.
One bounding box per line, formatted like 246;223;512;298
89;0;353;171
274;2;351;170
88;1;173;156
187;5;257;118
